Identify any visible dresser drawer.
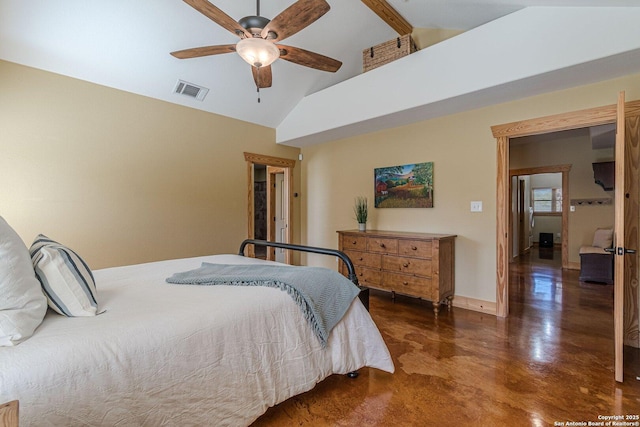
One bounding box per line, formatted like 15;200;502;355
398;239;432;258
338;230;456;317
382;272;431;298
367;237;398;254
341;234;367;251
356;266;382;286
382;255;432;277
344;250;382;269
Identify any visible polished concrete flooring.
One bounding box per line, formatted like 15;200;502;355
253;248;640;426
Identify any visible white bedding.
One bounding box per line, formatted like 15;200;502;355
0;254;394;426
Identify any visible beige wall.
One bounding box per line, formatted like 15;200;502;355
3;58;639;306
0;60;300;269
300;72;640;305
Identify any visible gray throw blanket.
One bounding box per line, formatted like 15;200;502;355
166;263;361;347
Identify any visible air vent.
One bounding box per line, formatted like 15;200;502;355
173;80;209;101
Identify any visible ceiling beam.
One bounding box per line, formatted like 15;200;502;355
361;0;413;35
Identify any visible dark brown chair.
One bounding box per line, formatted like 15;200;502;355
579;228;614;284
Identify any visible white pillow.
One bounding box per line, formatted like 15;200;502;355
30;235;99;317
0;216;48;346
592;228;614;249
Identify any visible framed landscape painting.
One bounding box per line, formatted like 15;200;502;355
374;162;433;208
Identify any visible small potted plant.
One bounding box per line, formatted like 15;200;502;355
353;196;368;232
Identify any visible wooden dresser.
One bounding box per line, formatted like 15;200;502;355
337;230;456;316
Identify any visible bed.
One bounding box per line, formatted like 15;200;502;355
0;237;394;426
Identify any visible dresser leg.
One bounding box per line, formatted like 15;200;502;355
433;304;439;317
391;290;396;302
447;296;453;311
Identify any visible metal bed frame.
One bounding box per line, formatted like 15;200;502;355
238;239;369;310
238;239;370;378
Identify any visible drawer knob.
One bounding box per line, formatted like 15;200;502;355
352;240;357;245
403;281;408;285
379;243;385;248
411;246;417;251
403;263;409;268
359;257;364;261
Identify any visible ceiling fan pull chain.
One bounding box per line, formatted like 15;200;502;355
257;66;261;103
370;47;374;58
397;37;401;49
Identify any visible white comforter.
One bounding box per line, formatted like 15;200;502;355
0;254;394;426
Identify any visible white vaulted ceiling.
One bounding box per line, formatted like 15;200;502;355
1;1;640;147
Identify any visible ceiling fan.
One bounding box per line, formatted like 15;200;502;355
171;0;342;96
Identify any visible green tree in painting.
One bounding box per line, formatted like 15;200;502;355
412;162;433;198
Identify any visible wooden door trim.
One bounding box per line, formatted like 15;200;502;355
492;101;640;139
493;100;640;319
496;136;509;317
244;152;296;263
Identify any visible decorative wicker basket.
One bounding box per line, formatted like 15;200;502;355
362;34;417;73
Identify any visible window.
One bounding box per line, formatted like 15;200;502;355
532;187;562;213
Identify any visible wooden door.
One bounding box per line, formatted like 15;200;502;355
267;166;286;262
275;173;286;263
613;91;640;382
614;91;626;382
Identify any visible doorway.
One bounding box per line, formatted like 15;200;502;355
493;100;639;320
493;98;640;382
244;152;296;263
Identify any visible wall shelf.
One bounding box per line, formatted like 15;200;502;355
571;198;612;206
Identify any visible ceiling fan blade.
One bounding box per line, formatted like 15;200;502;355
171;44;236;59
261;0;330;42
277;45;342;72
183;0;251;38
252;65;273;88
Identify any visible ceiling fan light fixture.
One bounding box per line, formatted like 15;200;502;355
236;38;280;68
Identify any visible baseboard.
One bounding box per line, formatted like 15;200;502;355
451;295;496;315
566;261;580;270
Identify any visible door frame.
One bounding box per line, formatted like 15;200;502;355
244;152;295;263
492;99;640;318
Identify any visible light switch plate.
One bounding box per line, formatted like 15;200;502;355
471;201;483;212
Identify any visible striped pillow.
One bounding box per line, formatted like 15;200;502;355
30;235;99;317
